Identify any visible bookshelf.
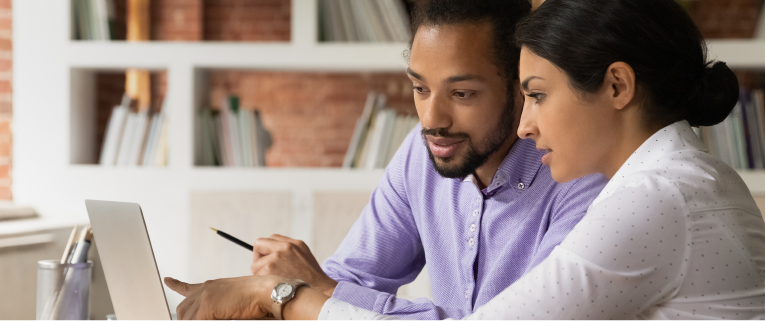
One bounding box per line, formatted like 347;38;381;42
13;0;765;310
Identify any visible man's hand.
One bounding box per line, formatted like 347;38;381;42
164;275;280;320
252;234;338;297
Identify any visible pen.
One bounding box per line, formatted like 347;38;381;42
210;227;253;251
69;225;91;264
60;226;79;264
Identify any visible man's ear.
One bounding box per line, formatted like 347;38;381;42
603;61;636;111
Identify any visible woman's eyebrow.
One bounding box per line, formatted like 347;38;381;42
521;76;543;91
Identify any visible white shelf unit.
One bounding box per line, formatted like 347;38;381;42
13;0;765;309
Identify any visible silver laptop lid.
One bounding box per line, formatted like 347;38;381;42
85;200;171;320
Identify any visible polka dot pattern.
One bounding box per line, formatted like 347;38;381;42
320;121;765;320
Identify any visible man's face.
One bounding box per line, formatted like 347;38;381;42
408;22;515;178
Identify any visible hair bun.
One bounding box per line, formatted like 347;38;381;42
686;61;739;127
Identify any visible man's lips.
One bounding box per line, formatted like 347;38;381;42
427;136;465;158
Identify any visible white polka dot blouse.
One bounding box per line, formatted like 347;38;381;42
319;120;765;320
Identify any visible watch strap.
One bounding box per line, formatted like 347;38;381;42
272;280;307;320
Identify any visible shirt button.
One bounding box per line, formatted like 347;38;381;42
517;182;525;190
470;224;476;232
472;210;479;216
464;290;470;298
468;238;475;246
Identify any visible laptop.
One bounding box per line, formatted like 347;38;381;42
85;200;172;320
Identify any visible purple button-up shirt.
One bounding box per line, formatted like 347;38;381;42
322;126;607;319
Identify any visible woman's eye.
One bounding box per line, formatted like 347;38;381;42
526;93;545;102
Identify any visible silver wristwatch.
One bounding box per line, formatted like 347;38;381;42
270;279;307;320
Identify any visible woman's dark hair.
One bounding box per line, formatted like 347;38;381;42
407;0;532;103
515;0;739;127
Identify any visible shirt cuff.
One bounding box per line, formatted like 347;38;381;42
319;298;397;320
331;281;389;313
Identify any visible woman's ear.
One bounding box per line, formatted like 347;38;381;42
603;62;636;111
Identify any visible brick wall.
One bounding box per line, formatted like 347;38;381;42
0;0;10;200
686;0;763;38
112;0;290;41
207;71;414;167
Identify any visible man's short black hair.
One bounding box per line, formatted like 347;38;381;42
406;0;531;93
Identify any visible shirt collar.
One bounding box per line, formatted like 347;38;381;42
595;120;704;202
464;138;544;194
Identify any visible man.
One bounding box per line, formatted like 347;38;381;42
167;0;607;319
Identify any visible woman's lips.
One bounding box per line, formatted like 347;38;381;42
427;136;464;158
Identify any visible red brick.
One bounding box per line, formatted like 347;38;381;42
0;80;11;93
0;17;11;31
0;187;12;200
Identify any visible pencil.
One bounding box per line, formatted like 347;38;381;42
210;227;253;251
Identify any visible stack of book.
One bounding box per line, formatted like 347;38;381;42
318;0;411;42
197;96;273;167
100;95;169;166
72;0;116;40
697;88;765;170
343;92;419;169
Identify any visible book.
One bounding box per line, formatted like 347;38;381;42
336;0;359;42
211;113;223;165
127;110;149;165
699;88;766;170
254;110;266;167
343;92;378;168
142;112;164;166
356;95;386;167
154;115;170;166
99;100;129;165
238;109;253;167
116;111;137;166
219;97;235;166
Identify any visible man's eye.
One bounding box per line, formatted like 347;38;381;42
454;92;472;98
413;86;424;93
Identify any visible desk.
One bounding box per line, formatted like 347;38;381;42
0;219;114;319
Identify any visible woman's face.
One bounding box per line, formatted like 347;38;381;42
517;47;622;182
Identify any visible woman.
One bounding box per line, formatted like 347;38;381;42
167;0;764;318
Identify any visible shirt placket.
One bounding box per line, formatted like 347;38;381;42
463;172;508;308
463;191;483;306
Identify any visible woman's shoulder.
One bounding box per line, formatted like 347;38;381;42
635;148;760;215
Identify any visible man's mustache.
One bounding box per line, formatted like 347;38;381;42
421;127;471;140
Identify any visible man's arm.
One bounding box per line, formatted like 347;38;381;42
526;172;609;271
322;128;468;319
252;128;466;319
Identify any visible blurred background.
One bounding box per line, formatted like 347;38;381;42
0;0;763;319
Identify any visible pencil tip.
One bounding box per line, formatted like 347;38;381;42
209;227;217;232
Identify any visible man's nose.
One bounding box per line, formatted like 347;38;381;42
420;95;451;130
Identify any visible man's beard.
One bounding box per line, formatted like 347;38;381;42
421;100;516;179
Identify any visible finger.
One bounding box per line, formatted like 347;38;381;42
251;253;276;275
269;234;310;250
253;237;284;257
164;277;201;297
184;300;201;320
176;296;193;320
252;238;276;266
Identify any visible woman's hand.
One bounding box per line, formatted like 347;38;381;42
164;275;284;320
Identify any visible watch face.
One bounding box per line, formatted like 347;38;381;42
277;284;292;298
